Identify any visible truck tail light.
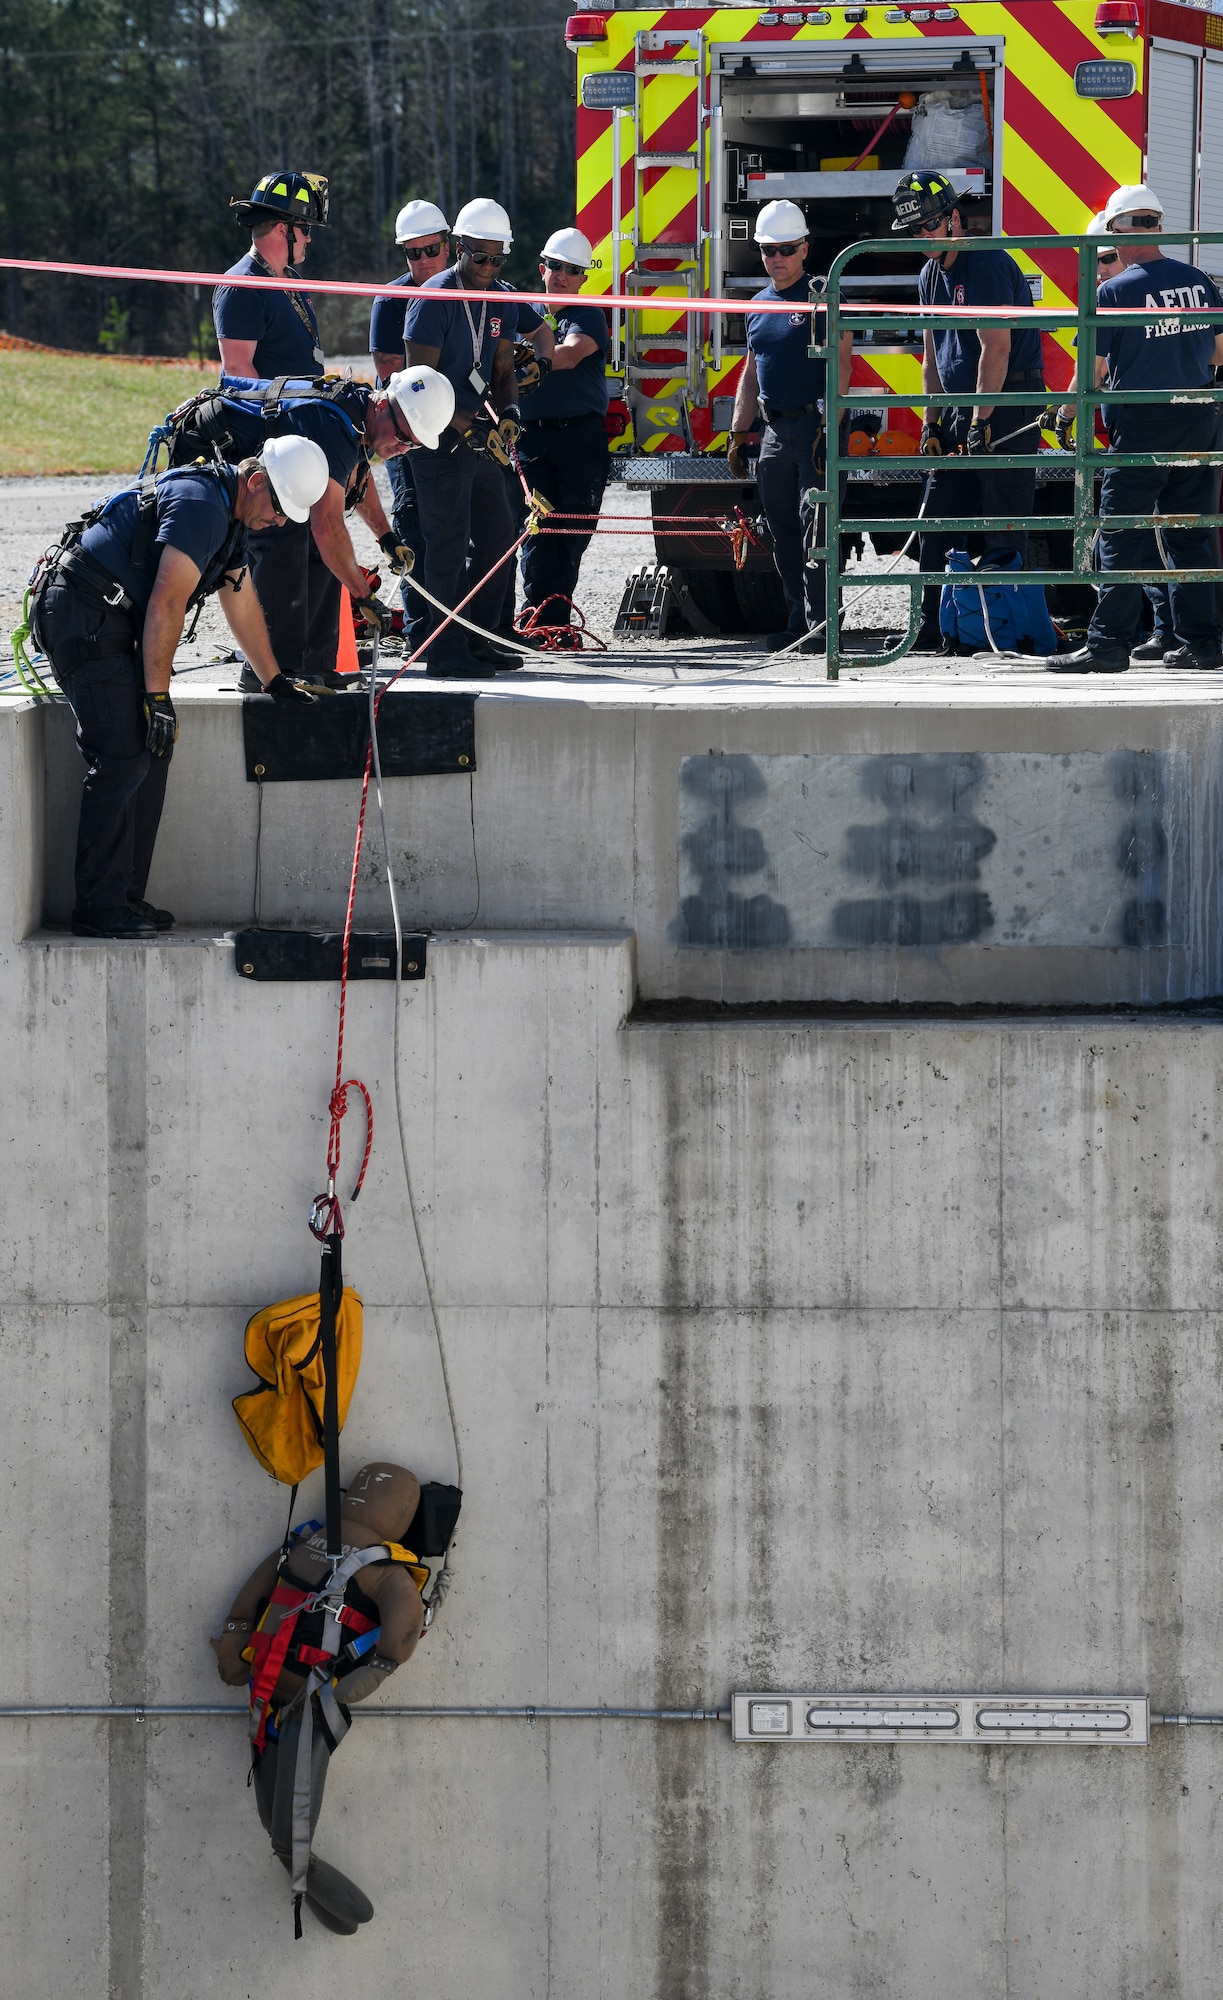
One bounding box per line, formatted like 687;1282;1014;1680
566;12;608;43
1095;1;1139;33
604;406;630;441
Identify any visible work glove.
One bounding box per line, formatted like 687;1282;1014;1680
264;672;317;702
513;340;552;395
918;422;944;456
340;1653;400;1704
487;410;522;469
965;419;993;455
353;593;395;638
378;531;415;575
143;691;178;758
727;432;752;480
1054;409;1075;452
464;411;523;465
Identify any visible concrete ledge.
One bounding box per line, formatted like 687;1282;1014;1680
25;675;1223;1005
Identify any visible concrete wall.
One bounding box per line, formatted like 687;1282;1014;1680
41;677;1223;1004
9;687;1223;1996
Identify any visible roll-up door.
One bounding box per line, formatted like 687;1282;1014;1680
1146;44;1198;257
1199;55;1223;274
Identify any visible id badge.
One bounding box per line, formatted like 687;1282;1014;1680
468;365;490;400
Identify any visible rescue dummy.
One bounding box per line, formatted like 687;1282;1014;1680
211;1461;428;1936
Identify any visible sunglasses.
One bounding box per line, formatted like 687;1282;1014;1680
462;243;507;267
261;471;288;520
1123;214;1162;230
285;222;311;237
542;256;586;276
405;240;444;260
386;397;413;446
762;241;803;258
1097;249;1120;266
914;218;949;237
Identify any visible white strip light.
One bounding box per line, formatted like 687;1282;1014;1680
732;1693;1150;1745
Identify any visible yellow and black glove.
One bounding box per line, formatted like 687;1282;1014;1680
965;419;993;455
378;532;415;575
727;432;752;480
143;692;178;758
354;593;394;639
918;421;944;456
513;340;552;396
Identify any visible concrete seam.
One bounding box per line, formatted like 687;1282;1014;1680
106;947;149;2000
998;1030;1009;2000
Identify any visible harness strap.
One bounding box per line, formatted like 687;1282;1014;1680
128;472;159;576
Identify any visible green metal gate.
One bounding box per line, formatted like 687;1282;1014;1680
810;229;1223;682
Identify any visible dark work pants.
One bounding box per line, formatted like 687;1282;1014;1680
37;580;170;913
1089;405;1220;654
386;453;426;639
518;415;609;626
755;410;829;636
918;402;1042;620
496;459;529;641
408;437;515;665
248;519;342;680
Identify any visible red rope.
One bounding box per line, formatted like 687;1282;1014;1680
514;597;606;653
311;522;534;1236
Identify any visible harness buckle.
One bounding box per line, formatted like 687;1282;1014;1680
102;579;128;608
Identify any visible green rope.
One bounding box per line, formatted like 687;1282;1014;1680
7;589;54;699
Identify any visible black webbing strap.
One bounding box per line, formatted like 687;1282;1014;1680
318;1234;343;1562
128;472;159;576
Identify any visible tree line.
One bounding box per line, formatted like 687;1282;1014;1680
0;0;577;355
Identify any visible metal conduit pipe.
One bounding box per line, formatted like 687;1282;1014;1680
0;1703;730;1722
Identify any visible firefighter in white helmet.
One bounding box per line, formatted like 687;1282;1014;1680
513;227;609;644
728;200;854;653
369;199;452;642
28;440;329;936
1042;182;1223;672
404;197;530;674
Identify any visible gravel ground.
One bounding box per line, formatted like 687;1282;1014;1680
0;464;1070;687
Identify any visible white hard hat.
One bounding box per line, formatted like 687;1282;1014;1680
1103;183;1164;228
258;434;329;522
395;199;449;244
453;197;513;249
754;199;808;245
541;226;593;269
386;364;456;450
1086;209;1108;236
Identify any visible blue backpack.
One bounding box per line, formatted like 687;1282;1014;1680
939;549;1059;655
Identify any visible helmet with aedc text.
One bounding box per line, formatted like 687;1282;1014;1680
891;170;959;235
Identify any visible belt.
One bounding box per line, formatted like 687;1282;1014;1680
761;399;819;423
523;414;603;430
1001;371;1045;389
54;546;137;613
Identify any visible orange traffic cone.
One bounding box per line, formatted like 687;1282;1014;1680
336;591;360;675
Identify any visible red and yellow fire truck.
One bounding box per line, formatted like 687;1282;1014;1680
567;0;1223;627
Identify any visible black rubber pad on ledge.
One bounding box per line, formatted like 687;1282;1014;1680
242;688;476;781
234;929;428;981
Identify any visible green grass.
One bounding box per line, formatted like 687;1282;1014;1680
0;350;215;477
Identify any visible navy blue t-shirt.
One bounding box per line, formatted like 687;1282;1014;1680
524;303;610;420
404;267;519;414
369;272;415;378
80;465;240;614
1096;256;1223;416
213;252;323;378
919;246;1042;395
747;278;826;411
